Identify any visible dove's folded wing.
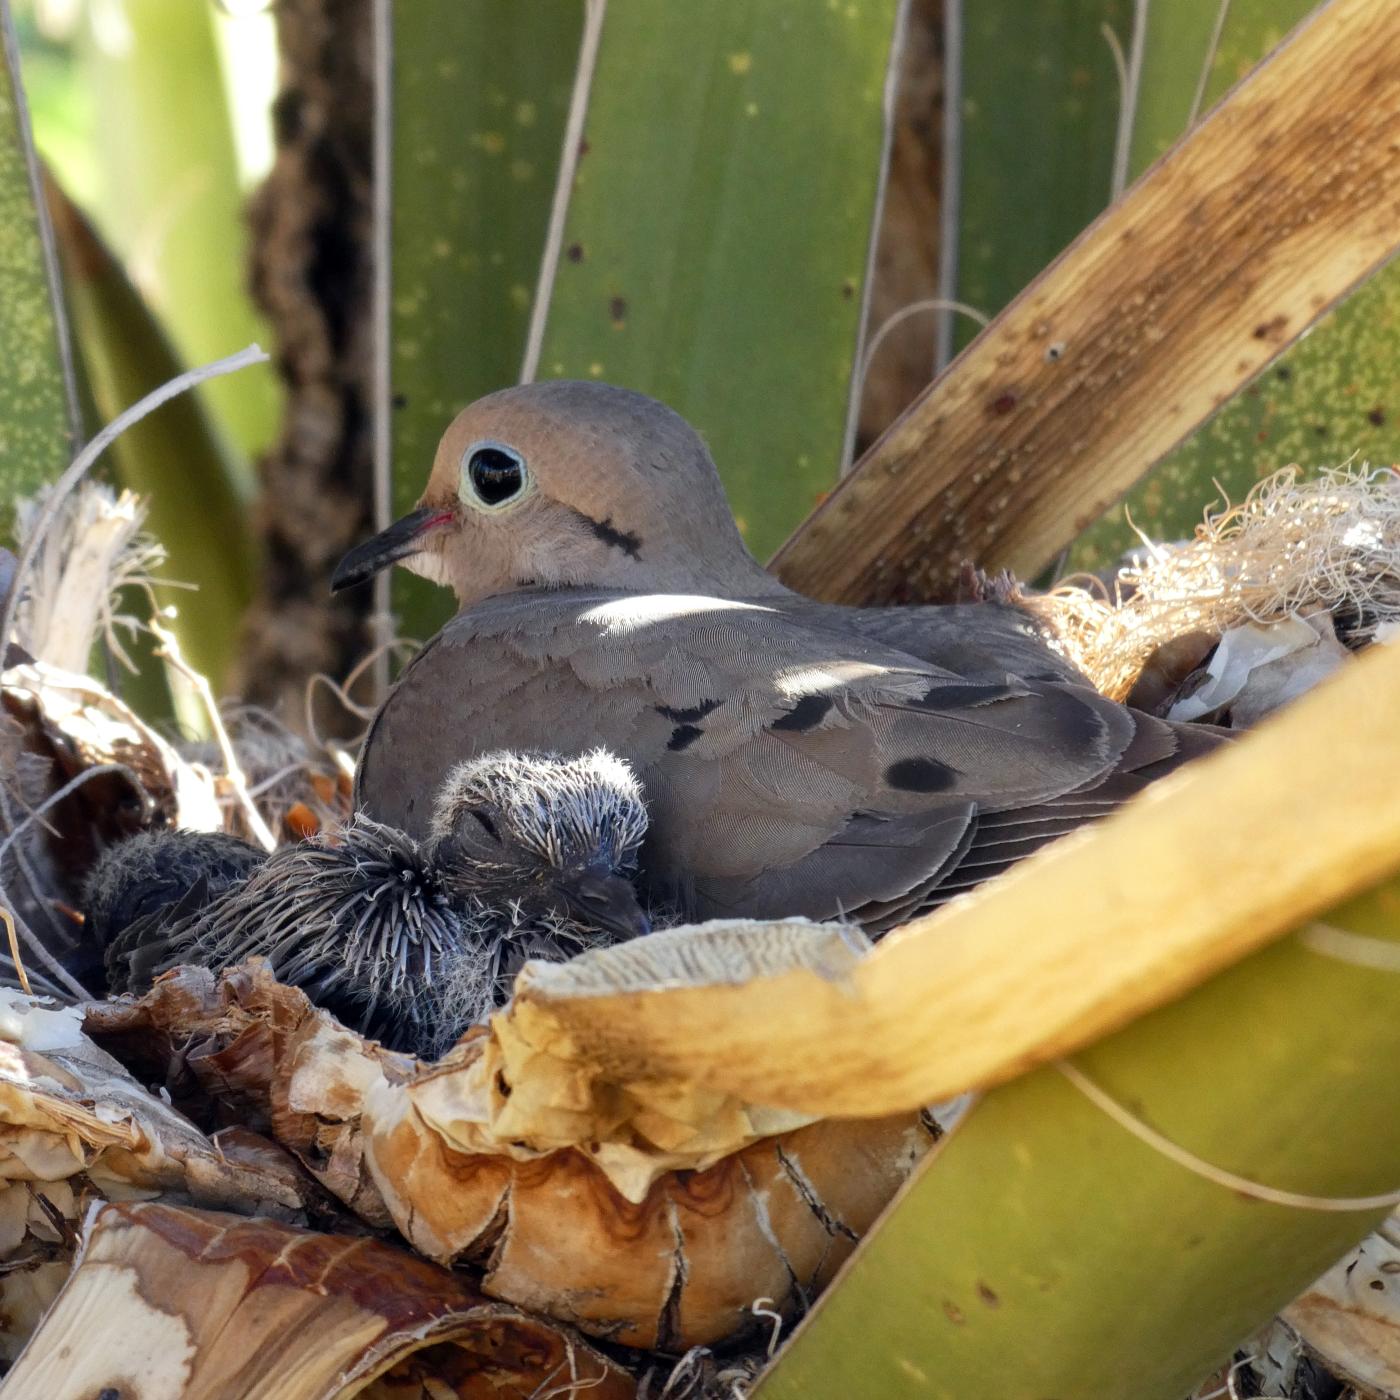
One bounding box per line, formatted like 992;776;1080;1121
356;589;1179;927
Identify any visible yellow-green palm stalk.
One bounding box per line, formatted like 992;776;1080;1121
0;0;79;540
754;879;1400;1399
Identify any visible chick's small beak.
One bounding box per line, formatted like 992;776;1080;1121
558;870;651;942
330;506;453;593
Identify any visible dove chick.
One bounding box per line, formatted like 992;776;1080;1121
337;380;1226;932
84;828;268;958
101;749;651;1057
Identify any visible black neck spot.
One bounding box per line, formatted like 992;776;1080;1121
571;507;642;559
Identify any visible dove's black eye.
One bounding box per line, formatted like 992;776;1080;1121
461;443;530;510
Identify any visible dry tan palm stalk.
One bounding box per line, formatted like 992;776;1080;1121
1025;466;1400;700
0;989;321;1362
88;942;932;1351
1;1200;635;1400
771;0;1400;603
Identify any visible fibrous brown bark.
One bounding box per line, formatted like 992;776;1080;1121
856;0;943;453
236;0;375;734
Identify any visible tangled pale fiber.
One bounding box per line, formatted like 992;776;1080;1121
1030;465;1400;699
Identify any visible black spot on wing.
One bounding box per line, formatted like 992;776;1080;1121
667;724;704;751
569;506;642;558
885;757;958;792
656;698;722;724
771;694;834;732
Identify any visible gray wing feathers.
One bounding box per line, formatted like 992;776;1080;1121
356;589;1215;928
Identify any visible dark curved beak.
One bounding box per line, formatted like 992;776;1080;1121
330;506;453;593
558;871;651;943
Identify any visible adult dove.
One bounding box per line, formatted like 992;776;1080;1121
335;381;1219;932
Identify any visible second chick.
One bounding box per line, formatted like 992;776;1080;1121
102;749;651;1057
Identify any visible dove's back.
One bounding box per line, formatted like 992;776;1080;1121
356;587;1215;931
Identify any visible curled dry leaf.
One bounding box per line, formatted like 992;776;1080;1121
88;924;933;1349
1;657;222;856
1164;614;1351;728
0;989;320;1362
2;1200;635;1400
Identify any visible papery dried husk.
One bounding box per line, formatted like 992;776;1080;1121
0;992;311;1211
1;657;223;858
88;925;933;1349
2;1200;634;1399
0;989;323;1361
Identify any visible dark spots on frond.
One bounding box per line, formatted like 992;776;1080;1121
667;724;704;752
886;757;957;793
915;682;1015;709
771;694;834;732
656;698;721;724
569;506;642;558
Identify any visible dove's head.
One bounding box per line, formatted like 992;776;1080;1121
331;381;782;606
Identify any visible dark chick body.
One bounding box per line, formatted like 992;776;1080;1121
95;750;651;1057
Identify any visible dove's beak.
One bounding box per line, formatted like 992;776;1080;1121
330;506;454;592
557;869;651;943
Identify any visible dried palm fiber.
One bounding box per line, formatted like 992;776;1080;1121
0;349;268;1001
1;479;355;994
9;483;167;678
0;986;326;1364
86;935;933;1351
1028;465;1400;700
1;1201;637;1399
98;750;652;1057
183;701;354;843
0;486;216;992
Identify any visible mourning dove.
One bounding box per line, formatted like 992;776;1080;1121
100;750;651;1055
336;381;1221;931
